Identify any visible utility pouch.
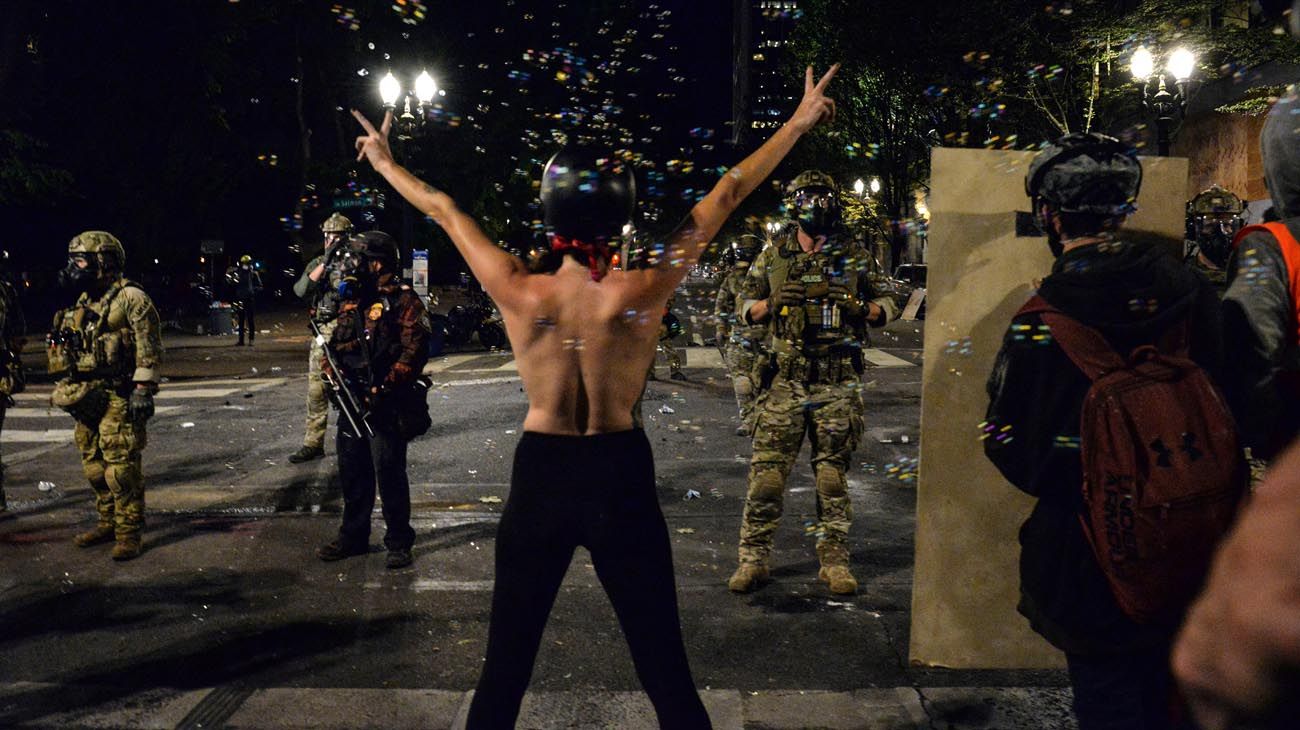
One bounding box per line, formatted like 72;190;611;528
51;380;109;424
756;354;779;391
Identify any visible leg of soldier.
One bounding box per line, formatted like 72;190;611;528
0;404;6;512
98;392;147;560
246;303;255;344
727;346;758;435
807;377;864;594
335;424;377;551
235;304;247;345
371;427;414;553
665;339;685;379
73;418;115;546
304;336;330;448
731;377;808;591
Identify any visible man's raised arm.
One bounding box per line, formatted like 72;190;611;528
351;110;526;304
640;65;839;299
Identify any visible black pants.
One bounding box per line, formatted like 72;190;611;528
335;424;414;551
1066;645;1190;730
236;300;256;343
467;429;711;730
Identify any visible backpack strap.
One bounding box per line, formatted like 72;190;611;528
1016;294;1126;381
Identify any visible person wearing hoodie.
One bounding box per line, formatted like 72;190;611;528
1221;85;1300;464
983;133;1222;730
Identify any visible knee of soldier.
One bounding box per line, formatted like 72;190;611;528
815;464;847;498
733;375;753;396
748;468;786;501
82;461;106;485
104;462;142;495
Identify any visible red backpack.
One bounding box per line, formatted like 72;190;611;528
1018;296;1246;625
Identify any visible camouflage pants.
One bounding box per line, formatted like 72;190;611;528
74;391;147;538
723;344;759;431
657;325;682;376
304;319;336;449
738;375;864;567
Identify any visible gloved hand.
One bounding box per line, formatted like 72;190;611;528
772;281;806;309
827;283;863;315
128;386;155;423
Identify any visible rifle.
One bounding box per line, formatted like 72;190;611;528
310;319;374;438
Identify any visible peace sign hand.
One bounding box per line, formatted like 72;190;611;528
352;109;395;168
789;64;840;134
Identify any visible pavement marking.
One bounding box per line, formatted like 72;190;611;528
5;406;181;418
435;376;522;386
862;348;916;368
365;578;496;592
2;430;72;444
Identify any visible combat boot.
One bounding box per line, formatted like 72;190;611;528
74;524;115;547
0;485;7;513
727;562;770;593
818;565;858;595
110;535;142;561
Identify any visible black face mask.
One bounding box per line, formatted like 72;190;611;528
790;187;842;239
58;256;99;292
1046;228;1065;259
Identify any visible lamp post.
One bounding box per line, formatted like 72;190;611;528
1130;45;1196;156
377;69;440;250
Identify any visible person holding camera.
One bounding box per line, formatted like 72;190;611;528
290;213;352;464
728;171;901;595
48;231;163;561
314;230;431;570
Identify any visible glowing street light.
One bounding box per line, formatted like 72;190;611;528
853;178;865;197
1130;44;1197;156
870;178;881;194
379;71;402;108
414;70;437;104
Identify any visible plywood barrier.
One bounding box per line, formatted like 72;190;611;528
909;148;1188;668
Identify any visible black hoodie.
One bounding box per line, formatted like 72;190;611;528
984;238;1222;655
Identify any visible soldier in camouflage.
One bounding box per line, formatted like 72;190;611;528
714;237;766;436
48;231;162;560
290;212;352;463
1183;184;1244;295
0;252;26;513
653;295;686;381
728;171;902;595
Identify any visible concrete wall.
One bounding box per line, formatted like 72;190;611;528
909;148;1188;668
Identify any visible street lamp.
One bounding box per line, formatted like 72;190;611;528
379;69;439;140
1130;45;1196;156
870;178;881;195
853;178;865;197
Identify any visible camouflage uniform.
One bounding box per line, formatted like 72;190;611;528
0;275;26;512
655;296;684;379
48;233;162;554
715;263;766;433
294;251;343;452
734;230;900;579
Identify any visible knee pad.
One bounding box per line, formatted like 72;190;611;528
815;464;847;498
104;462;143;498
733;375;753;397
750;468;786;500
82;461;107;486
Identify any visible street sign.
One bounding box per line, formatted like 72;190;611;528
411;249;429;298
200;239;225;255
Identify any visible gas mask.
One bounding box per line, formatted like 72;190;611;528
333;245;370;300
58;254;100;292
1190;215;1243;270
790;186;842;239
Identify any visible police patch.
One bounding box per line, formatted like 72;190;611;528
367;302;384;321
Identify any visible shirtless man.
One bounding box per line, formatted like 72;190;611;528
353;64;839;730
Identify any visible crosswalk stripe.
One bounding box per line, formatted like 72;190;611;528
6;406;182;418
4;430;72;443
861;349;915;368
422;347;914;375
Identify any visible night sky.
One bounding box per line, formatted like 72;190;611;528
2;0;736;288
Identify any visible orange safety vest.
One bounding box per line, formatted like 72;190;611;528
1233;222;1300;346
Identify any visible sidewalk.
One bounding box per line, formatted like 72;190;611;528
0;682;1074;729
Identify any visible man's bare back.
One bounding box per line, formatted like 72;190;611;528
352;65;839;435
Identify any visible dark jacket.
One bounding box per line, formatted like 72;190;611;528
984;238;1223;655
328;273;430;394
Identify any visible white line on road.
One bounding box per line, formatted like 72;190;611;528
5;406;182;418
433;376;522;387
861;349;915;368
2;430;72;444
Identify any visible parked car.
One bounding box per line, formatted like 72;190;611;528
892;263;926;320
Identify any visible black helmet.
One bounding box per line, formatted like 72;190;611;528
353;230;400;268
540;145;636;244
731;236;760;263
1026;133;1142;218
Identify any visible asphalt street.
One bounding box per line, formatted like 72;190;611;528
0;308;1075;729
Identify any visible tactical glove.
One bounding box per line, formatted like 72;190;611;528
772;281;806;309
128;387;155;423
827;283;863;316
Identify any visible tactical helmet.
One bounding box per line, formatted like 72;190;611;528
239;254;253;265
786;170;842;237
1026;133;1142;218
1186;185;1245;269
731;236;760;263
68;231;125;269
353;230;400;267
322;213;354;233
540;145;636;243
1187;185;1244;216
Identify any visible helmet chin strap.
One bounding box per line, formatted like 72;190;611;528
550;235;613;281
